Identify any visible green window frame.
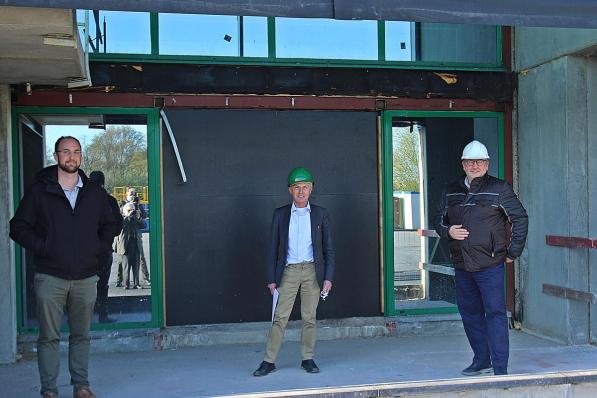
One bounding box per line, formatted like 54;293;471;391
11;106;164;332
381;110;505;316
83;12;504;71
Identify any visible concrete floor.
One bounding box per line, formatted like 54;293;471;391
2;330;597;398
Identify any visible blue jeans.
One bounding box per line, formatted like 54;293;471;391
455;263;508;372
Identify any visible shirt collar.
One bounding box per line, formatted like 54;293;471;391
62;175;83;191
291;202;311;213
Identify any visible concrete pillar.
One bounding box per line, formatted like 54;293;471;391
0;84;17;363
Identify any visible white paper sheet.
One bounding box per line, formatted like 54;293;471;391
271;289;279;323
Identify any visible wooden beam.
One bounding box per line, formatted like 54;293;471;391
545;235;595;249
543;284;597;304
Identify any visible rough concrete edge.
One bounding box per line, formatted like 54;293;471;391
0;84;17;364
17;316;466;355
213;370;597;398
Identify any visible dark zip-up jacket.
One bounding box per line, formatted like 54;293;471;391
10;165;122;280
434;173;528;272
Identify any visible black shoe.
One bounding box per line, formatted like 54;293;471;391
493;368;508;375
115;282;123;287
301;359;320;373
461;362;492;376
253;361;276;377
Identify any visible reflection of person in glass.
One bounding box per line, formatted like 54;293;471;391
126;187;150;285
434;140;528;376
89;171;123;323
9;136;121;398
115;202;144;289
253;167;335;377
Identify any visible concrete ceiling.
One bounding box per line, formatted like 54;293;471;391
0;6;86;85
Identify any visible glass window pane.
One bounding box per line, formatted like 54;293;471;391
160;14;267;57
77;10;151;54
386;22;498;64
276;18;378;60
385;21;415;61
104;11;151;54
391;116;500;311
419;23;497;63
242;16;268;57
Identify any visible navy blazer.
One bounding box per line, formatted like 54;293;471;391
266;203;335;286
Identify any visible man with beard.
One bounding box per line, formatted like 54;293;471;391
10;136;121;398
434;140;527;376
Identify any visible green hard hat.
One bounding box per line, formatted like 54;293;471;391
287;167;314;186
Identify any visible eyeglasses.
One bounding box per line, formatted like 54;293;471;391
462;159;487;166
56;149;82;157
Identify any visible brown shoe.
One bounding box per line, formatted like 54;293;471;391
73;386;96;398
42;393;57;398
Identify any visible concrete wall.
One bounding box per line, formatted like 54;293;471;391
0;84;17;363
515;27;597;71
516;38;597;343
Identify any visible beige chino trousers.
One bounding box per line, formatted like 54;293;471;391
264;262;320;363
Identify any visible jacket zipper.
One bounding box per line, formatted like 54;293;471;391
490;231;495;257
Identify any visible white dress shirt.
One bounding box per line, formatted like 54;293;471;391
286;202;314;264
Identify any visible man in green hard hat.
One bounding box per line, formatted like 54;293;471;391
253;167;335;376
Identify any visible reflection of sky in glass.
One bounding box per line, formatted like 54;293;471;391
276;18;378;60
385;21;414;61
75;11;496;64
77;10;151;54
242;16;268;57
159;14;268;57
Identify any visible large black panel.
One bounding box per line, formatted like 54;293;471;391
162;109;380;325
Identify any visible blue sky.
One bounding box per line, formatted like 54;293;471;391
77;10;414;61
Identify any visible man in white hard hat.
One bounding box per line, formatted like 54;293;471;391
434;140;528;376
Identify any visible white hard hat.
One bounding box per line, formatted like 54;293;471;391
461;140;490;160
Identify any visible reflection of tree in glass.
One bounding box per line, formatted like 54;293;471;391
82;126;147;192
393;128;419;192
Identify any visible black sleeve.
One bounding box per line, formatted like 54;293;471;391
265;209;281;284
108;195;124;231
434;188;452;239
139;205;147;219
322;208;335;282
98;194;122;247
499;181;528;259
9;189;45;254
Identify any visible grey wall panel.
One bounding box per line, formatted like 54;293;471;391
515;28;597;71
162;109;380;325
564;57;590;344
517;56;596;343
518;58;570;342
587;59;597;344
